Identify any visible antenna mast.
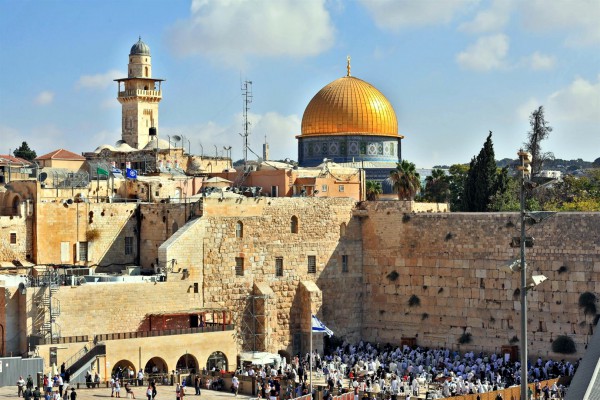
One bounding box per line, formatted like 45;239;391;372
241;80;253;169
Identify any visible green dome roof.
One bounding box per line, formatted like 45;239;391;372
130;37;150;56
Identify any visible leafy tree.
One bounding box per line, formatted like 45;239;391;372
524;106;553;176
13;141;37;161
463;132;500;211
365;180;382;201
448;164;469;211
544;169;600;211
423;168;450;203
388;160;421;200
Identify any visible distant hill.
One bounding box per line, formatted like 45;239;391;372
434;158;597;172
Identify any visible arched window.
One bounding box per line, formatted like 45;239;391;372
206;351;228;372
145;66;149;77
340;222;346;237
236;221;243;238
291;216;298;234
172;221;179;234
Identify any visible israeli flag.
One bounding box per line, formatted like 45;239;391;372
311;315;333;336
126;168;138;179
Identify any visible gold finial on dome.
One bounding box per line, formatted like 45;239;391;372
346;55;351;77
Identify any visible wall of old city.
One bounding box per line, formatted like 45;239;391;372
0;213;31;262
185;197;364;355
358;201;600;359
34;202;138;266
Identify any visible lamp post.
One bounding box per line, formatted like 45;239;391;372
517;149;532;400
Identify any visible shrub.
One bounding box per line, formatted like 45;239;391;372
402;214;411;223
85;228;101;242
387;271;399;281
509;335;519;344
421;313;429;320
557;265;568;274
408;295;420;307
579;292;597;316
458;332;472;344
552;335;576;354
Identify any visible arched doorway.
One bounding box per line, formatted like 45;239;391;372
176;353;198;373
206;351;228;372
144;357;168;374
111;360;136;380
278;350;291;365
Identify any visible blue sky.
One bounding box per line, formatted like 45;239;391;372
0;0;598;168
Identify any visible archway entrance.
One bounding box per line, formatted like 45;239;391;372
112;360;136;380
144;357;168;374
278;350;291;364
206;351;228;372
176;353;198;373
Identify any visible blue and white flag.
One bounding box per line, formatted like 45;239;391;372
126;168;138;179
311;314;333;337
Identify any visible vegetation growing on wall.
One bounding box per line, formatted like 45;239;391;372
552;335;576;354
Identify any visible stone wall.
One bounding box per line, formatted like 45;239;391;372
358;201;600;359
0;214;30;262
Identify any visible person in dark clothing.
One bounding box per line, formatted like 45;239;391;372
70;388;77;400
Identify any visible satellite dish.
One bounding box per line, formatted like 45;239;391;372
172;135;182;142
38;172;48;182
115;140;126;146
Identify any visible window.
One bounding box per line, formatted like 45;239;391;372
308;255;316;274
78;242;89;262
275;257;284;277
340;223;346;237
235;257;244;276
338;185;345;192
271;186;278;197
125;236;133;255
342;255;349;273
236;221;243;238
61;242;70;263
9;232;16;245
291;216;298;234
321;184;328;192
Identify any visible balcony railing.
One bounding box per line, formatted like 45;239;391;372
118;89;162;98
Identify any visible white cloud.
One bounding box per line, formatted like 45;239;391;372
524;52;556;71
456;34;509;71
547;75;600;123
248;112;300;161
359;0;477;31
166;0;335;65
521;0;600;46
101;98;120;109
77;69;123;89
34;91;54;105
459;0;513;33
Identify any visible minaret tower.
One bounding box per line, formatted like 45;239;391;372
115;37;164;149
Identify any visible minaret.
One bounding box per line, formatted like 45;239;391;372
115;37;165;149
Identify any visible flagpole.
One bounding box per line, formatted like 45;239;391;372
310;322;313;397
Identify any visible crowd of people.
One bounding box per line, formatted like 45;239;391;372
16;373;78;400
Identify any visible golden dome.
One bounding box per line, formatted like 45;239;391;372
301;75;398;137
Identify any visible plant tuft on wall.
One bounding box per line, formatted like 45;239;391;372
387;271;399;281
408;294;420;307
551;335;576;354
458;332;472;344
86;228;101;242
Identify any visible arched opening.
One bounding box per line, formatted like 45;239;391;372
235;221;243;238
145;66;149;77
278;350;291;364
144;357;168;374
206;351;228;372
176;353;198;374
111;359;136;379
340;222;346;237
174;188;181;200
11;195;21;216
172;221;179;234
144;85;148;90
291;216;298;234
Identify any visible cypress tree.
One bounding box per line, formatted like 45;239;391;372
463;131;497;211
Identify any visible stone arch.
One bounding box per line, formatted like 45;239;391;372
111;359;136;379
172;221;179;234
145;356;168;374
278;350;291;364
206;351;228;372
340;222;346;237
291;215;298;234
176;353;198;373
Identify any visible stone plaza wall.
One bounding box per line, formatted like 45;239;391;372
358;201;600;359
0;213;30;262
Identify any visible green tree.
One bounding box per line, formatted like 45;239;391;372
448;164;469;211
388;160;421;200
545;169;600;211
463;131;501;211
423;168;450;203
524;106;553;176
13;141;37;161
365;180;383;201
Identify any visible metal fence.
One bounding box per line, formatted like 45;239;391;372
0;357;44;388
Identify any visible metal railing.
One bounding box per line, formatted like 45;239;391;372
95;324;234;342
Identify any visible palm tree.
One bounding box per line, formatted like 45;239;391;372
365;181;383;201
388;160;421;200
424;168;450;203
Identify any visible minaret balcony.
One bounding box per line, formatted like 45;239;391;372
118;89;162;98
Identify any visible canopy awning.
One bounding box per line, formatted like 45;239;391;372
239;351;280;365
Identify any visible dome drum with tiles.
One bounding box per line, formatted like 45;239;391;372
298;62;403;167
